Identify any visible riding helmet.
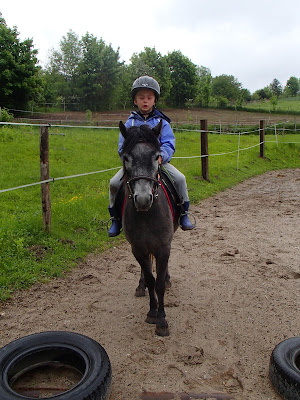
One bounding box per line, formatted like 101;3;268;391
131;76;160;102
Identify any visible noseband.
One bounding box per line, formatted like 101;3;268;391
126;173;160;200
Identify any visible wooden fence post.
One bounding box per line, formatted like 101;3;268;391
200;119;209;181
259;120;265;158
40;125;51;231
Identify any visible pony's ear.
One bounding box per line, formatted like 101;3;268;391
119;121;127;138
152;119;163;137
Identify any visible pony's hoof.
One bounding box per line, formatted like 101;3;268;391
145;311;157;324
165;280;171;289
135;286;146;297
155;325;170;337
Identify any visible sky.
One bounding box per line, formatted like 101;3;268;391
2;0;300;93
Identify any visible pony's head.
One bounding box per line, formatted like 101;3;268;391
119;120;162;211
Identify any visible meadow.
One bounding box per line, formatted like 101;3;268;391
244;95;300;114
0;121;299;301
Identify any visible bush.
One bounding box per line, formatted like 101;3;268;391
217;96;229;108
0;108;14;122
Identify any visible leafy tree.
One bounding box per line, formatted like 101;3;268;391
46;31;122;111
285;76;299;96
40;69;65;109
46;30;82;108
211;74;242;103
112;64;133;109
195;66;212;107
166;50;198;107
270;95;277;111
269;78;282;97
253;87;272;100
0;13;42;109
235;88;251;107
77;33;122;110
48;30;82;78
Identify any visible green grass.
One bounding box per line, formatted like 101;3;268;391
0;123;299;301
244;96;300;114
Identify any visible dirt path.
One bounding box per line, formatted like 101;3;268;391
0;169;299;399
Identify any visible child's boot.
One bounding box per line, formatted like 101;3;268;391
180;201;196;230
108;207;122;237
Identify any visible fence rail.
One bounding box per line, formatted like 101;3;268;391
0;120;299;231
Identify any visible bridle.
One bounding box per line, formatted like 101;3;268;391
125;166;161;201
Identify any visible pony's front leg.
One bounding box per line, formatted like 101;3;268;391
165;267;171;289
155;256;170;336
132;250;157;323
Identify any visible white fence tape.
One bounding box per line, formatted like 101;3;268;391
0;121;299;194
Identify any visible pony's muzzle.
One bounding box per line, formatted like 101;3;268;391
134;193;153;211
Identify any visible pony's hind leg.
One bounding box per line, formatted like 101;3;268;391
135;270;146;297
136;261;171;296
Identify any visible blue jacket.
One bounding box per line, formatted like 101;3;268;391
118;109;175;163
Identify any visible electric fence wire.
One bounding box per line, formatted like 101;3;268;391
0;121;299;195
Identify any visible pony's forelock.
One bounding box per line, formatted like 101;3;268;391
120;124;160;157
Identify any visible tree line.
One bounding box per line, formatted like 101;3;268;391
1;13;300;116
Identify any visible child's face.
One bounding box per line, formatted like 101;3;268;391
134;89;156;115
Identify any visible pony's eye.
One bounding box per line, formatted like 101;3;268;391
123;155;129;162
155;155;159;161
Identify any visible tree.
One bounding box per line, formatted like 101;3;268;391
46;30;82;109
112;64;133;109
0;14;42;109
195;66;212;107
253;87;272;100
166;50;198;107
285;76;299;96
235;88;251;107
211;74;242;104
48;30;82;78
77;33;122;110
46;31;122;111
269;78;282;97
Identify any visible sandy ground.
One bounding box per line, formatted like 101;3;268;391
0;169;299;400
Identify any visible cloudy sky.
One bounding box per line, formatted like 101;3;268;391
2;0;300;93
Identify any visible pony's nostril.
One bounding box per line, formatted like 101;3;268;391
134;193;153;211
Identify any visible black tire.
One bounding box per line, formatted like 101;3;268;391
269;337;300;400
0;331;112;400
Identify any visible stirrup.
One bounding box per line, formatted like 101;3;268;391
179;211;196;230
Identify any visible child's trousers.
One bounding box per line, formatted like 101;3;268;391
109;163;189;207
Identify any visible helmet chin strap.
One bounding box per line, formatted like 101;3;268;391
137;106;156;118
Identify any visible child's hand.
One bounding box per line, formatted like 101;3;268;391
158;156;162;165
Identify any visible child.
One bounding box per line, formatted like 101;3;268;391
108;75;195;236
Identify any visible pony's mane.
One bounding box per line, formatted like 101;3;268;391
120;124;161;156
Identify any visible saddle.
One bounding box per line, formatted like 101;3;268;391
114;166;183;222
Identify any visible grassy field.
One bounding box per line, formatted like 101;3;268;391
244;96;300;114
0;122;299;301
